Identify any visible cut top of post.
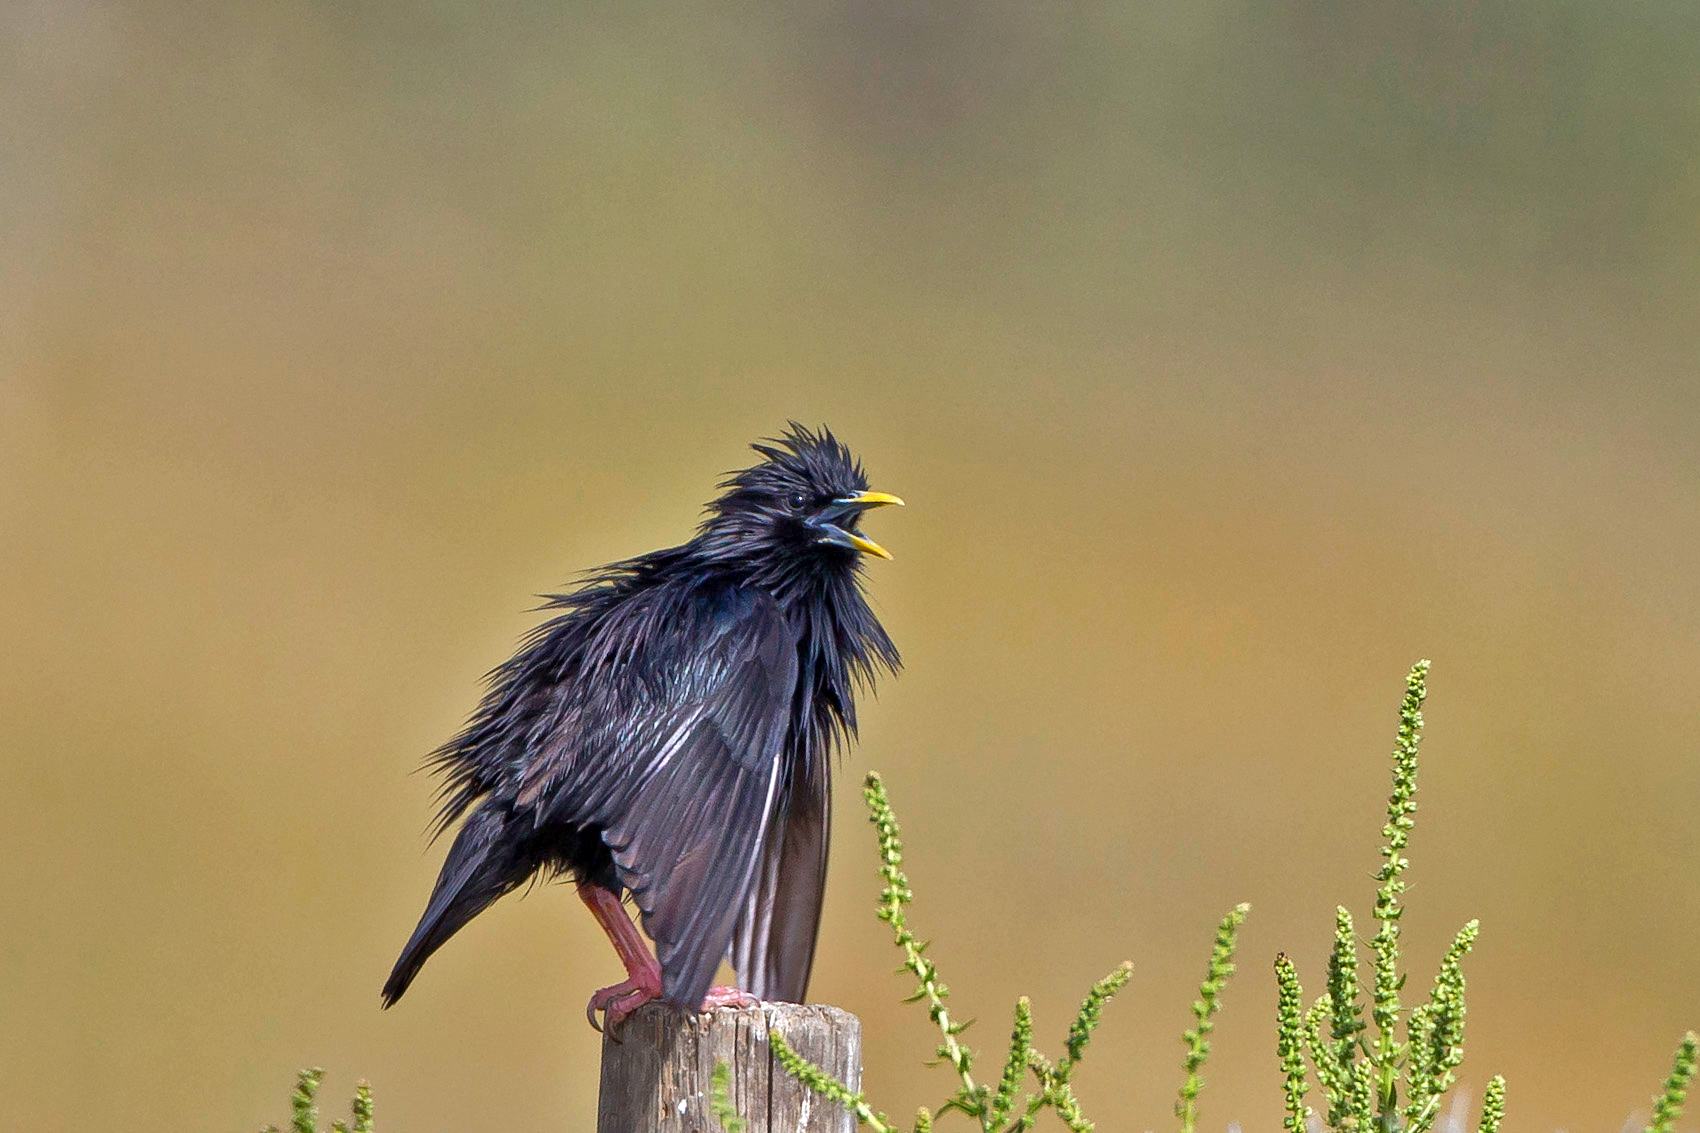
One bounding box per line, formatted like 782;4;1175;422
597;1002;861;1133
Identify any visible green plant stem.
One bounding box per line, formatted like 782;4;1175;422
1177;904;1250;1133
1370;660;1430;1130
769;1032;897;1133
864;772;985;1122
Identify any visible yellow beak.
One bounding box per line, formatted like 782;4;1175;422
845;532;894;560
820;490;903;559
840;490;905;509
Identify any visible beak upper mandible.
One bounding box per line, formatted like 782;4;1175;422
835;490;905;509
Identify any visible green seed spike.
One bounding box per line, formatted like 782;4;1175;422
1476;1076;1506;1133
1324;906;1372;1130
291;1068;324;1133
863;772;981;1115
762;772;1130;1132
1371;661;1430;1125
1405;920;1479;1132
1305;995;1342;1111
1647;1032;1698;1133
1063;961;1134;1078
770;1031;895;1133
1276;953;1312;1133
710;1061;748;1133
1177;905;1250;1133
991;998;1034;1128
349;1080;374;1133
1050;1079;1093;1133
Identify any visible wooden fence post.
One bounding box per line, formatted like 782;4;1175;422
596;1002;861;1133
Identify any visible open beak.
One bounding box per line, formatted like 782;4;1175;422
817;490;904;559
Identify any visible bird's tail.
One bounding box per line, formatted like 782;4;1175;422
381;804;529;1008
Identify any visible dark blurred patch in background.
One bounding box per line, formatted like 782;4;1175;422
3;2;1696;1128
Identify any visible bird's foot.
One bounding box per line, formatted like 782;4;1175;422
586;967;664;1036
699;985;759;1012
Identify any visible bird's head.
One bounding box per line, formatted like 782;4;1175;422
698;424;903;576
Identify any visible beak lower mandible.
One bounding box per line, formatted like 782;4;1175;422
844;531;894;560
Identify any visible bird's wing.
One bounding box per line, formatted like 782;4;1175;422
535;585;799;1010
728;744;830;1003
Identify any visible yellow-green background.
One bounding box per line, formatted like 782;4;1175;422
4;3;1697;1129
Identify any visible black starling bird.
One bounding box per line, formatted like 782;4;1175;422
381;425;901;1029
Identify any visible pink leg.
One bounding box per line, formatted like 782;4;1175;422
577;885;762;1030
578;884;663;1034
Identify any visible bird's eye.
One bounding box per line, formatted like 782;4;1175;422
787;491;809;511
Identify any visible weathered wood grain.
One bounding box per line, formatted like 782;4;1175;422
596;1002;860;1133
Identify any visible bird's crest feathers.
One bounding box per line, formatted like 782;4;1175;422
710;422;869;516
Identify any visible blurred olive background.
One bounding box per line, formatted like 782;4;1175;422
4;1;1698;1130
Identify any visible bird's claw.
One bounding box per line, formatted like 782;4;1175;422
585;980;758;1035
699;985;759;1012
587;971;664;1038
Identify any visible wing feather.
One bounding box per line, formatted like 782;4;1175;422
728;746;830;1002
530;584;799;1009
